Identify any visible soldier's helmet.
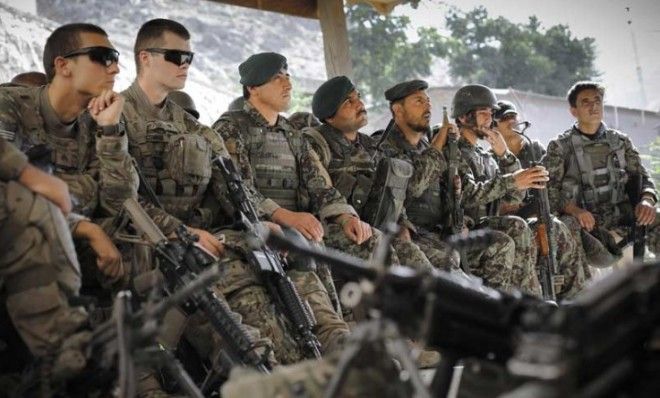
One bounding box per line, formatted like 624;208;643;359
451;84;499;119
169;90;199;119
493;100;518;120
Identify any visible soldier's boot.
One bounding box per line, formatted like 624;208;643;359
465;229;515;292
1;182;88;358
288;269;351;355
486;215;542;297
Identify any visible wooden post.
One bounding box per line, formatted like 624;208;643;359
318;0;354;79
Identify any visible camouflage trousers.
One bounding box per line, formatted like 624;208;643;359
475;215;542;296
221;323;410;398
323;223;434;272
562;208;660;266
0;181;88;358
412;229;462;271
218;229;349;362
528;216;589;300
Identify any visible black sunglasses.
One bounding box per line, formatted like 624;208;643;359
144;48;194;66
62;46;119;67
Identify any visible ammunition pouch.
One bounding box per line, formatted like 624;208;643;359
363;158;413;229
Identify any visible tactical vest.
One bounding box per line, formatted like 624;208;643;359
562;128;628;214
123;99;212;227
303;126;375;214
461;143;500;220
224;110;306;211
0;87;98;216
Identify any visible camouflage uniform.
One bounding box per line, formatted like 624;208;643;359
457;137;542;296
378;127;527;290
212;101;353;349
121;81;306;365
544;123;660;261
0;137;87;358
303;123;434;272
502;139;589;299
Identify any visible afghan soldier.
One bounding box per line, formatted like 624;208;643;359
494;100;589;299
544;81;659;263
302;75;433;272
376;81;538;293
448;84;544;296
122;19;336;365
0;137;88;372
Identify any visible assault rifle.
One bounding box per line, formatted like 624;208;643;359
120;198;272;374
213;156;322;359
514;122;559;301
626;173;647;260
442;106;467;274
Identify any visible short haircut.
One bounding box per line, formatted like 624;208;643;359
567;81;605;107
134;18;190;73
43;23;107;82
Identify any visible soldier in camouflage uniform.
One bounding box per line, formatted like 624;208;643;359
377;81;543;294
544;81;659;263
450;84;543;296
123;19;332;366
0;137;88;365
303;76;433;272
0;23;150;296
494;100;588;299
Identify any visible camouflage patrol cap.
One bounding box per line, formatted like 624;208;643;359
227;96;245;111
312;75;355;121
451;84;499;118
493;100;517;120
239;52;288;86
384;80;428;102
168;90;199;119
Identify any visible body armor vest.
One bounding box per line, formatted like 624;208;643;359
224;110;305;212
461;142;500;220
0;87;98;216
304;125;375;214
123;99;212;226
562;128;628;215
403;139;446;230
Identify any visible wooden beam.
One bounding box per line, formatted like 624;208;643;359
208;0;318;19
318;0;353;79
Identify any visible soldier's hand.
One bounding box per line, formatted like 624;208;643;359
573;207;596;232
271;208;324;242
398;226;412;242
512;166;549;190
635;199;656;226
18;164;73;215
187;227;225;258
85;224;124;280
88;90;124;126
338;214;372;245
482;128;508;157
431;122;458;152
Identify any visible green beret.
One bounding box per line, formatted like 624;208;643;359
384;79;429;102
312;75;355;121
239;52;287;86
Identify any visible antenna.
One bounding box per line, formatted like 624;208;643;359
626;7;648;108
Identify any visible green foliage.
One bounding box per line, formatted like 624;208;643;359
346;4;447;105
346;3;599;103
444;7;598;96
640;136;660;187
